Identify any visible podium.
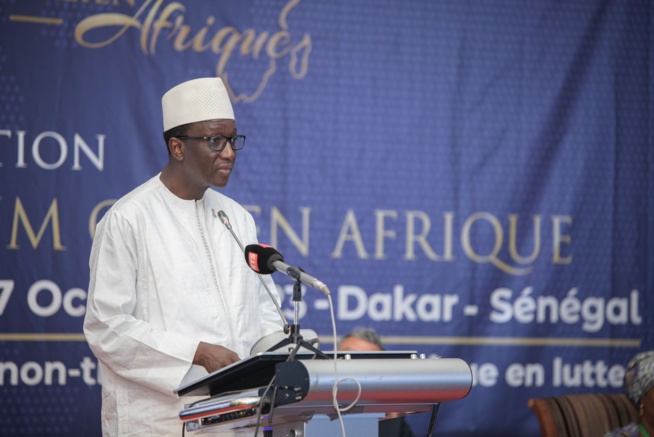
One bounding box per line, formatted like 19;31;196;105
176;351;472;436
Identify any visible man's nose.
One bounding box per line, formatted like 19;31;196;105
220;143;236;159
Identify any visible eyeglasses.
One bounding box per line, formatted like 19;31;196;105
177;134;246;153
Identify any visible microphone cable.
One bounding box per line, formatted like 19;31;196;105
327;293;362;437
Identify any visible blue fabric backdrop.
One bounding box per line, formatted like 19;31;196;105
0;1;652;435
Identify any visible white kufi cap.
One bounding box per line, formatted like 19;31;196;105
162;77;234;131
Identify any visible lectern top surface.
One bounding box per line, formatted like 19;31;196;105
175;350;417;398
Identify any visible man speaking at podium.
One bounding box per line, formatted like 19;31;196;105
83;77;284;436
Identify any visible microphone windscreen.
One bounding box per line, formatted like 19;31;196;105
244;244;284;274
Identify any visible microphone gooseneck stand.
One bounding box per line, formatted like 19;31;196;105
257;272;328;437
269;269;329;361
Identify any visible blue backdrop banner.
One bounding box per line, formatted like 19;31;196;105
0;1;652;436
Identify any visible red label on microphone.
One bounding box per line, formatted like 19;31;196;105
248;252;260;272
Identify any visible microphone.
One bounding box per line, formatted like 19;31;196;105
244;244;331;296
217;210;242;249
217;211;288;327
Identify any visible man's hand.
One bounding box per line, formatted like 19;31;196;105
193;342;240;373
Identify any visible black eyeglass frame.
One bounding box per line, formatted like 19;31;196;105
176;134;246;153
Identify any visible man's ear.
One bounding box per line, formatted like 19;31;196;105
168;137;185;161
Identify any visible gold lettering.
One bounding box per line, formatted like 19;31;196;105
222;61;277;103
171;22;194;52
404;211;455;261
461;212;531;275
443;212;454;260
150;1;184;54
266;31;292;59
240;29;268;58
279;0;301;30
552;215;572;264
374;210;397;259
405;211;433;260
140;0;162;54
9;198;65;250
278;0;311;79
73;0;312;103
331;209;369;259
211;27;243;74
74;0;152;48
508;214;541;264
192;16;216;52
270;207;311;256
289;33;311;79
